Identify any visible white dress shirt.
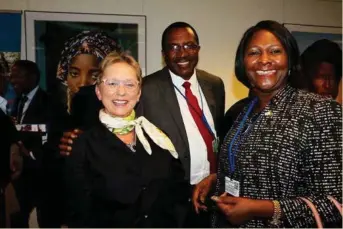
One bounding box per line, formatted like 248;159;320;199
170;70;217;185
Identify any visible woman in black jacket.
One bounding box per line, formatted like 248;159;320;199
65;52;188;227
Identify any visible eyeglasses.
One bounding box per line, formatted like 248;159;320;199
167;43;200;53
99;79;139;93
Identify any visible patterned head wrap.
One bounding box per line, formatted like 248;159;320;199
56;30;121;85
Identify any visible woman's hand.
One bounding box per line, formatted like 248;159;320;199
192;173;217;213
211;193;273;226
59;128;83;157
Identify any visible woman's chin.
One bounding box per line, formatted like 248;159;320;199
105;108;132;118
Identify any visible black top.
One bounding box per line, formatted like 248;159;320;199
65;121;188;227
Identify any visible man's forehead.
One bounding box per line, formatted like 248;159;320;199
167;28;196;42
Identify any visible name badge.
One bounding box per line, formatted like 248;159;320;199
225;176;240;197
212;137;219;153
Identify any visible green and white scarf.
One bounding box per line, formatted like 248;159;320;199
99;109;178;158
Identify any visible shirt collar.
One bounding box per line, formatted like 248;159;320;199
169;69;198;89
24;86;39;102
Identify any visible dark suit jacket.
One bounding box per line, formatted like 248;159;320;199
141;67;225;181
65;121;188;227
0;109;19;187
12;88;68;171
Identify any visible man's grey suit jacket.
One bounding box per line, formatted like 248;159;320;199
141;67;225;181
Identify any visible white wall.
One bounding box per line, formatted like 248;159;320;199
0;0;342;109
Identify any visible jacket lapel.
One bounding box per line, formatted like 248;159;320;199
157;68;189;153
22;88;44;123
197;70;216;121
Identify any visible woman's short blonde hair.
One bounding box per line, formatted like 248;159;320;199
97;51;142;86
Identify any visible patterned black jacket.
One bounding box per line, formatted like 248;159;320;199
214;85;342;228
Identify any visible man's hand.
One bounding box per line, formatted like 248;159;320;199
10;143;23;180
17;141;30;157
192;173;217;214
59;129;82;157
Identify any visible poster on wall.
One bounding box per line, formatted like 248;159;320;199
0;10;22;114
284;23;342;53
24;10;146;110
284;23;342;99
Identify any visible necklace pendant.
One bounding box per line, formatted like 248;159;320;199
127;142;136;152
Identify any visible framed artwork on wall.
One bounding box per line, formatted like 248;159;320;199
24;10;146;105
283;23;342;54
0;10;22;113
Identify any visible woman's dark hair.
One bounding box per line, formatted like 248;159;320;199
300;39;342;91
235;20;301;88
161;21;199;52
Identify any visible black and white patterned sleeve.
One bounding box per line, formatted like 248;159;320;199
279;99;342;228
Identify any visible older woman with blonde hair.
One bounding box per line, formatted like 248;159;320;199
65;51;188;227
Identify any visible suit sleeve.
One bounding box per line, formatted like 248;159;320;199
64;135;92;227
279;100;342;227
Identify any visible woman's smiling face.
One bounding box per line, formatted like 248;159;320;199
95;62;141;118
244;29;289;93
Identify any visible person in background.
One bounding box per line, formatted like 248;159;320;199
300;39;342;99
59;21;225;227
9;60;67;228
193;20;342;228
0;109;20;227
56;30;121;113
65;51;188;227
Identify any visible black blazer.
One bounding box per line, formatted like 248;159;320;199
65;121;188;228
0;109;19;187
141;67;225;181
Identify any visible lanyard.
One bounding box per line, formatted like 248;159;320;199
228;97;258;173
173;84;216;138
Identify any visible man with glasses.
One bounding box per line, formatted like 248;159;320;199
60;22;225;227
140;21;225;227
